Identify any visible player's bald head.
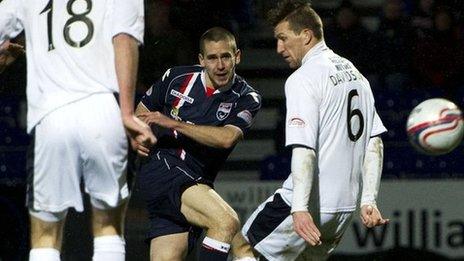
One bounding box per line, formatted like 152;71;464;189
199;27;238;55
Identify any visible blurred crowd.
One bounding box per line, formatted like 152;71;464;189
135;0;464;100
323;0;464;99
2;0;463;97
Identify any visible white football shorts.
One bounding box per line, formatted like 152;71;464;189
242;193;354;261
26;93;129;213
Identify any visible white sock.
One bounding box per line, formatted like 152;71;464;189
29;248;60;261
93;235;125;261
202;236;231;253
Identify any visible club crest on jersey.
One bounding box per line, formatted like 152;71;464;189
217;103;233;121
288;117;305;128
170;90;194;104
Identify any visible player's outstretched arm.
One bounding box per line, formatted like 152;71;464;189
113;33;156;156
291;146;321;246
0;40;24;73
360;136;389;227
138;111;243;149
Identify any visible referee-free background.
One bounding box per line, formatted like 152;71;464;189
1;0;463;260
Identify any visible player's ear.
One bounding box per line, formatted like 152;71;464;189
198;53;205;66
235;49;241;65
302;29;312;45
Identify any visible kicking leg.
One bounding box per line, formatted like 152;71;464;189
181;183;240;261
150;232;189;261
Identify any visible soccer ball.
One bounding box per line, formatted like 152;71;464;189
406;98;464;155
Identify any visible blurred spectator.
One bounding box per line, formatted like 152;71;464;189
412;6;464;97
411;0;435;39
138;0;195;92
170;0;236;41
325;4;376;75
375;0;414;91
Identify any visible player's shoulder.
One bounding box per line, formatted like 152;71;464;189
159;65;202;83
234;75;261;99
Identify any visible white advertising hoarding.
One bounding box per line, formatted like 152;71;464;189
215;180;464;258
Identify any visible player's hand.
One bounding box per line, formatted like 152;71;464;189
122;115;156;157
138;111;178;129
360;204;389;228
292;211;321;246
0;40;25;73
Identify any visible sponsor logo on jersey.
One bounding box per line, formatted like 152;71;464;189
170;89;194;104
237;110;253;125
288;117;305;128
217;102;233;120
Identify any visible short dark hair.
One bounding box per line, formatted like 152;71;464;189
199;27;238;55
268;0;323;39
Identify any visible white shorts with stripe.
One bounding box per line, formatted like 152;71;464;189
26;93;129;213
242;192;354;261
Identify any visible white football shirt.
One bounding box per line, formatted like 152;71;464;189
280;41;387;213
0;0;144;132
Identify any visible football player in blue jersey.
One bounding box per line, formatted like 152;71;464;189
135;27;262;261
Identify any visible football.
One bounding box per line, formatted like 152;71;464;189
406;98;464;155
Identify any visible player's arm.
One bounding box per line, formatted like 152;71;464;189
0;40;24;73
291;146;321;246
138;110;243;149
0;0;25;73
360;136;389;227
113;34;155;156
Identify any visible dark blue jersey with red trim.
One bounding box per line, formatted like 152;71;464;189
140;65;262;182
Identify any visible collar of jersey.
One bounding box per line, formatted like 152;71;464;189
200;70;237;95
302;41;328;65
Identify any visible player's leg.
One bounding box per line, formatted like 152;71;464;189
90;202;127;261
231;232;257;261
150;232;189;261
90;199;128;261
180;183;240;261
79;94;130;261
27;105;84;261
29;211;67;261
138;155;205;261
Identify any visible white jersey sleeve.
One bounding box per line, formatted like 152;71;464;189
285;73;321;149
371;110;387;137
0;0;24;45
112;0;144;44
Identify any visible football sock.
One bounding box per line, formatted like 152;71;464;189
29;248;60;261
92;235;125;261
199;236;230;261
